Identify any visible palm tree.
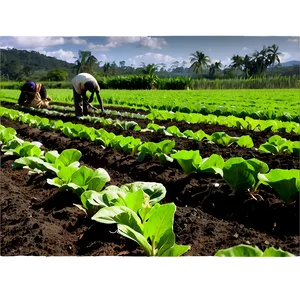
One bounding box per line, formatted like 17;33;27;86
103;62;112;76
141;63;158;75
189;51;211;76
267;44;282;68
252;46;270;76
75;50;100;74
230;55;244;77
242;55;253;78
209;61;223;78
141;63;158;89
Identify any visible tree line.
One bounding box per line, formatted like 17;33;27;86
0;45;299;84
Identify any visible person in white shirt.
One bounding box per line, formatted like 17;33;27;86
71;73;105;117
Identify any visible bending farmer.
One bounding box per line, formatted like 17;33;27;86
18;81;52;108
71;73;104;117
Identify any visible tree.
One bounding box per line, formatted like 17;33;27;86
75;50;100;74
119;61;126;68
230;55;244;77
267;44;282;71
45;68;68;81
141;63;158;75
103;62;112;76
209;61;223;79
189;51;211;76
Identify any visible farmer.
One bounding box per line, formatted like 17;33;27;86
71;73;105;118
18;81;52;108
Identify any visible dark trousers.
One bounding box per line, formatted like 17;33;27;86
73;88;88;116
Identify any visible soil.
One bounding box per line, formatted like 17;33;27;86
1;102;299;256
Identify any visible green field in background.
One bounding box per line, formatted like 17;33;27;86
1;88;299;121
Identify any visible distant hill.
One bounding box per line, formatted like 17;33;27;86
280;60;300;67
0;48;76;80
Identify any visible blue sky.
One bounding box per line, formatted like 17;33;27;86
0;36;299;69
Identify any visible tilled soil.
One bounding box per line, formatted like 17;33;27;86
1;106;299;256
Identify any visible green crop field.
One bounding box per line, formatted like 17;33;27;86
1;88;299;121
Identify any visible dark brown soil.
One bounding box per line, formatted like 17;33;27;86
1;114;299;256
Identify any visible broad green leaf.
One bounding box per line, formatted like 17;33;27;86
262;247;295;257
199;154;224;176
46;177;64;188
87;168;110;192
258;169;300;204
211;132;239;146
171;150;202;174
57;166;78;183
19;144;42;157
117;224;152;256
237;135;254;148
124;189;145;214
45;150;59;163
80;190;108;216
71;166;94;187
268;135;286;146
215;245;264;257
92;206;142;233
55;149;82;168
120;181;166;205
143;203;175;248
160;244;191;257
246;158;269;176
13;156;58;174
259;143;279;153
166;126;185;137
223;157;255;193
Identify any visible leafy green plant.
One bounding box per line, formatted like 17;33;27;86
222;157;269;195
258;169;300;204
171;150;202;174
137;140;175;163
13;149;82;175
2;141;43;157
77;181;166;216
215;244;294;257
210;132;239;146
92;191;190;256
47;165;110;196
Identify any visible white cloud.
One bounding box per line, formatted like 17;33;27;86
278;51;292;62
126;52;184;67
41;49;76;63
14;36;65;48
69;37;87;45
86;36;167;51
288;32;300;43
242;47;249;52
138;37;167;49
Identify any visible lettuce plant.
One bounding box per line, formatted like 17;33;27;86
77;182;166;216
210;132;239;147
171;150;202;174
92;190;190;256
222;157;269;195
258;169;300;204
215;244;294;257
47;165;110;196
137;140;175;163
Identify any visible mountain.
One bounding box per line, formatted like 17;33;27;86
280;60;300;67
0;48;76;80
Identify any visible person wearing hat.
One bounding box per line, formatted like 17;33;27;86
71;73;105;118
18;81;52;108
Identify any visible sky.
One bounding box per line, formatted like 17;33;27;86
0;36;299;69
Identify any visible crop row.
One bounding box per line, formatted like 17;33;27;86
2;104;299;157
40;101;300;134
2;96;300;135
31;88;300;122
0;124;295;257
1;109;299;205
